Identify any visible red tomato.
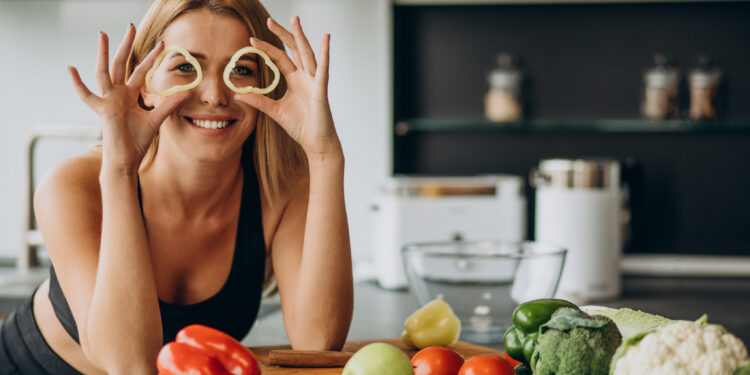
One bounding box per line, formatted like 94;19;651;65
503;351;522;367
458;355;514;375
411;346;465;375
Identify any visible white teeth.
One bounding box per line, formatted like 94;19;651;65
191;119;230;129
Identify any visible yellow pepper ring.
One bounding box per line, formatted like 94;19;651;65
145;46;203;97
223;46;280;95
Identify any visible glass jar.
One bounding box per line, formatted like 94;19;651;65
689;54;722;121
484;53;523;122
641;53;680;120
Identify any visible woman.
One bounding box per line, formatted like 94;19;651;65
0;0;353;373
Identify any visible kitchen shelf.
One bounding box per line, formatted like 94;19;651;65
395;0;747;5
395;118;750;135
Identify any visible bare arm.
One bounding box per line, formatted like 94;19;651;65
240;17;353;350
51;25;186;373
91;170;162;371
35;156;161;374
271;152;353;350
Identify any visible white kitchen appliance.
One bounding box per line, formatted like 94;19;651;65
532;158;624;303
371;175;527;289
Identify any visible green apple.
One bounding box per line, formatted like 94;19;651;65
342;343;414;375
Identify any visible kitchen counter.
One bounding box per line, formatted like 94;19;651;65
242;277;750;350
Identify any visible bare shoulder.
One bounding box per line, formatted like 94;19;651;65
34;149;103;226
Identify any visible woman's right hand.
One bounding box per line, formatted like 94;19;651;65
69;24;188;176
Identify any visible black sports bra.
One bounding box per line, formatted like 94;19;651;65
47;149;267;344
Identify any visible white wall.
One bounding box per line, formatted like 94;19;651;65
287;0;392;269
0;0;153;259
0;0;391;269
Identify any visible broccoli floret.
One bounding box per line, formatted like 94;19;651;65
530;307;622;375
735;363;750;375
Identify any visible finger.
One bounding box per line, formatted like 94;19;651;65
315;34;330;90
236;93;280;122
149;91;189;127
96;32;112;95
68;66;103;112
250;38;296;76
128;41;164;88
267;18;303;70
111;23;136;84
290;16;316;74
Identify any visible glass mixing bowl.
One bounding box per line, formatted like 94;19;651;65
401;241;567;344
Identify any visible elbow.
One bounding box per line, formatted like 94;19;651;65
290;334;348;352
82;323;160;374
326;334;349;352
79;331;108;371
318;329;350;352
82;342;158;375
289;312;352;351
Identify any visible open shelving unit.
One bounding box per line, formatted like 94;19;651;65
391;1;750;257
395;119;750;135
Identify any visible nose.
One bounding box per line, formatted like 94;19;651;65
197;72;229;107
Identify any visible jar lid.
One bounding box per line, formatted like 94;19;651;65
644;67;679;88
689;69;721;88
489;69;521;89
488;52;522;89
532;158;620;190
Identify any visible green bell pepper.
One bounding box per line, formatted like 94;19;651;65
503;298;578;363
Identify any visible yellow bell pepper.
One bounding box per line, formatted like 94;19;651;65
402;299;461;348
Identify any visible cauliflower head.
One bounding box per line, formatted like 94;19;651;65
613;320;749;375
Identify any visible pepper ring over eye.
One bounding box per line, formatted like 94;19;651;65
223;46;280;95
145;46;203;97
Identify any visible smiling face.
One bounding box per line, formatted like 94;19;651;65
143;8;261;163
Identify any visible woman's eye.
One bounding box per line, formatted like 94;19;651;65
232;66;254;76
176;63;195;73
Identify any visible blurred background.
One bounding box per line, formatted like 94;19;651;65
0;0;390;270
1;0;749;346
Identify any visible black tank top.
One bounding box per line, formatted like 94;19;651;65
47;149;266;344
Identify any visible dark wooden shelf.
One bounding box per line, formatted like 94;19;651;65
395;118;750;135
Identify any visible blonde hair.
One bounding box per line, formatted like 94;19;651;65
128;0;308;209
126;0;308;295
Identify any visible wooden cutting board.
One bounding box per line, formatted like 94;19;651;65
250;339;504;374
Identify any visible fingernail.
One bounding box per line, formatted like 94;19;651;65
268;17;275;24
251;37;260;43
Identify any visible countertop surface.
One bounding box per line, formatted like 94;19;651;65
1;270;747;350
242;277;750;350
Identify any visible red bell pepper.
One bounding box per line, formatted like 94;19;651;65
157;342;230;375
157;324;260;375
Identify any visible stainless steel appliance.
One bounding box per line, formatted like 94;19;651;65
532;158;624;303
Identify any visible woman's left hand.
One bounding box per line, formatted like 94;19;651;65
236;16;340;159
